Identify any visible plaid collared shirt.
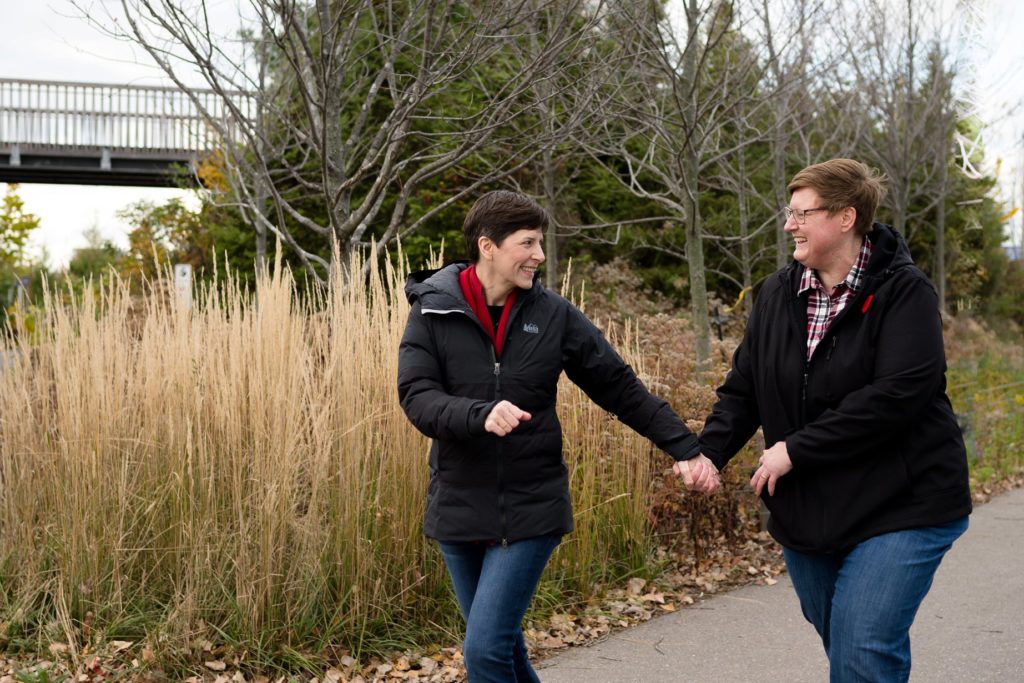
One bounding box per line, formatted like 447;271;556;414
799;237;873;359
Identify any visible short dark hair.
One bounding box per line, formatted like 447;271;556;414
463;190;550;262
788;159;888;236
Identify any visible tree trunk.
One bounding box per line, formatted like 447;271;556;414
773;139;789;269
543;144;559;290
685;184;710;378
253;27;269;276
935;159;947;314
683;0;710;377
737;140;753;314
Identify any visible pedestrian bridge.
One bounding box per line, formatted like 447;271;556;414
0;77;243;187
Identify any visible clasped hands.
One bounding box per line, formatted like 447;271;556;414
673;455;721;494
676;440;794;496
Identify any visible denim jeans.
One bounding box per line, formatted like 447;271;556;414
438;535;561;683
783;516;968;683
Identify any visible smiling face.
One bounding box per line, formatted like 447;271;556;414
475;227;545;304
785;187;858;281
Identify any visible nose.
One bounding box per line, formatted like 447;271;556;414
784;214;798;232
533;242;545;263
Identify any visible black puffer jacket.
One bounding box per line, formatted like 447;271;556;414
398;262;700;543
700;224;971;553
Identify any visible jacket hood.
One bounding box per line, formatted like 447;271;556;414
405;262;469;310
864;221;913;278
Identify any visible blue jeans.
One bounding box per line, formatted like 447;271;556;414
438;535;561;683
783;516;968;683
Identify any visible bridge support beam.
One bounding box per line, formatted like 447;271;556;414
0;145;200;187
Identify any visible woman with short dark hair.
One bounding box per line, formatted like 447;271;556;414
398;189;718;682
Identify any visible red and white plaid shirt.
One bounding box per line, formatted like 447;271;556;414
798;238;873;359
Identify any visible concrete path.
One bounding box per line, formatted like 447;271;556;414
538;486;1024;682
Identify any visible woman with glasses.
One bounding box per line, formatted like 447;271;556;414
698;159;971;682
397;190;719;683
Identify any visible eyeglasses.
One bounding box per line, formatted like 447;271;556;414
782;206;828;224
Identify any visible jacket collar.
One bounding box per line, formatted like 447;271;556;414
405;261;543;313
783;222;913;296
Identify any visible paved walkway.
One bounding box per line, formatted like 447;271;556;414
538;486;1024;682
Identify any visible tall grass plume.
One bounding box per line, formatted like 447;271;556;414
0;253;661;668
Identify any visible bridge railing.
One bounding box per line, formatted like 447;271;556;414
0;78;249;155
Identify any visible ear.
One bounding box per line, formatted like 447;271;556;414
839;207;857;233
478;235;494;261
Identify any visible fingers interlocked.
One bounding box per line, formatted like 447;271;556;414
673;454;721;494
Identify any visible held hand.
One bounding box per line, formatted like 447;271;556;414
750;440;793;496
673;455;721;494
484;400;532;437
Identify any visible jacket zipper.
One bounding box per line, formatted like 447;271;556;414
789;283;811;427
802;284;857;412
492;347;509;547
439;290;520;548
493;296;527;548
801;360;810;425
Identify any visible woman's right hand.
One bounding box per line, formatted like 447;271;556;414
484;400;532;437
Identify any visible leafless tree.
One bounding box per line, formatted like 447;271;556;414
480;0;610;289
577;0;780;375
698;0;840;309
840;0;956;238
756;0;841;267
703;121;778;316
827;0;958;312
76;0;608;283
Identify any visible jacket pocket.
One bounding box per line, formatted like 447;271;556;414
816;452;912;549
438;437;497;486
763;470;824;549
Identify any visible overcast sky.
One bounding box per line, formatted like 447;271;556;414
2;0;1022;268
2;0;236;268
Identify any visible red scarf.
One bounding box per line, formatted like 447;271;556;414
459;264;517;358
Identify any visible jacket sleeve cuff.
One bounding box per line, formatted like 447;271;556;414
467;401;497;437
784;435;802;470
699;446;729;471
665;433;702;461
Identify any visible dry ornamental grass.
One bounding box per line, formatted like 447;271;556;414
0;253;701;677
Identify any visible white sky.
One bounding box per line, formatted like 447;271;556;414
2;0;1022;269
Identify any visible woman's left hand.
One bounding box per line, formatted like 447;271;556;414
751;441;793;496
673;454;721;494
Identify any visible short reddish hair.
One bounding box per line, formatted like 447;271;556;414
788;159;888;236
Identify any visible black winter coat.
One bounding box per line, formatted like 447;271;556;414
398;263;700;543
700;223;971;553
